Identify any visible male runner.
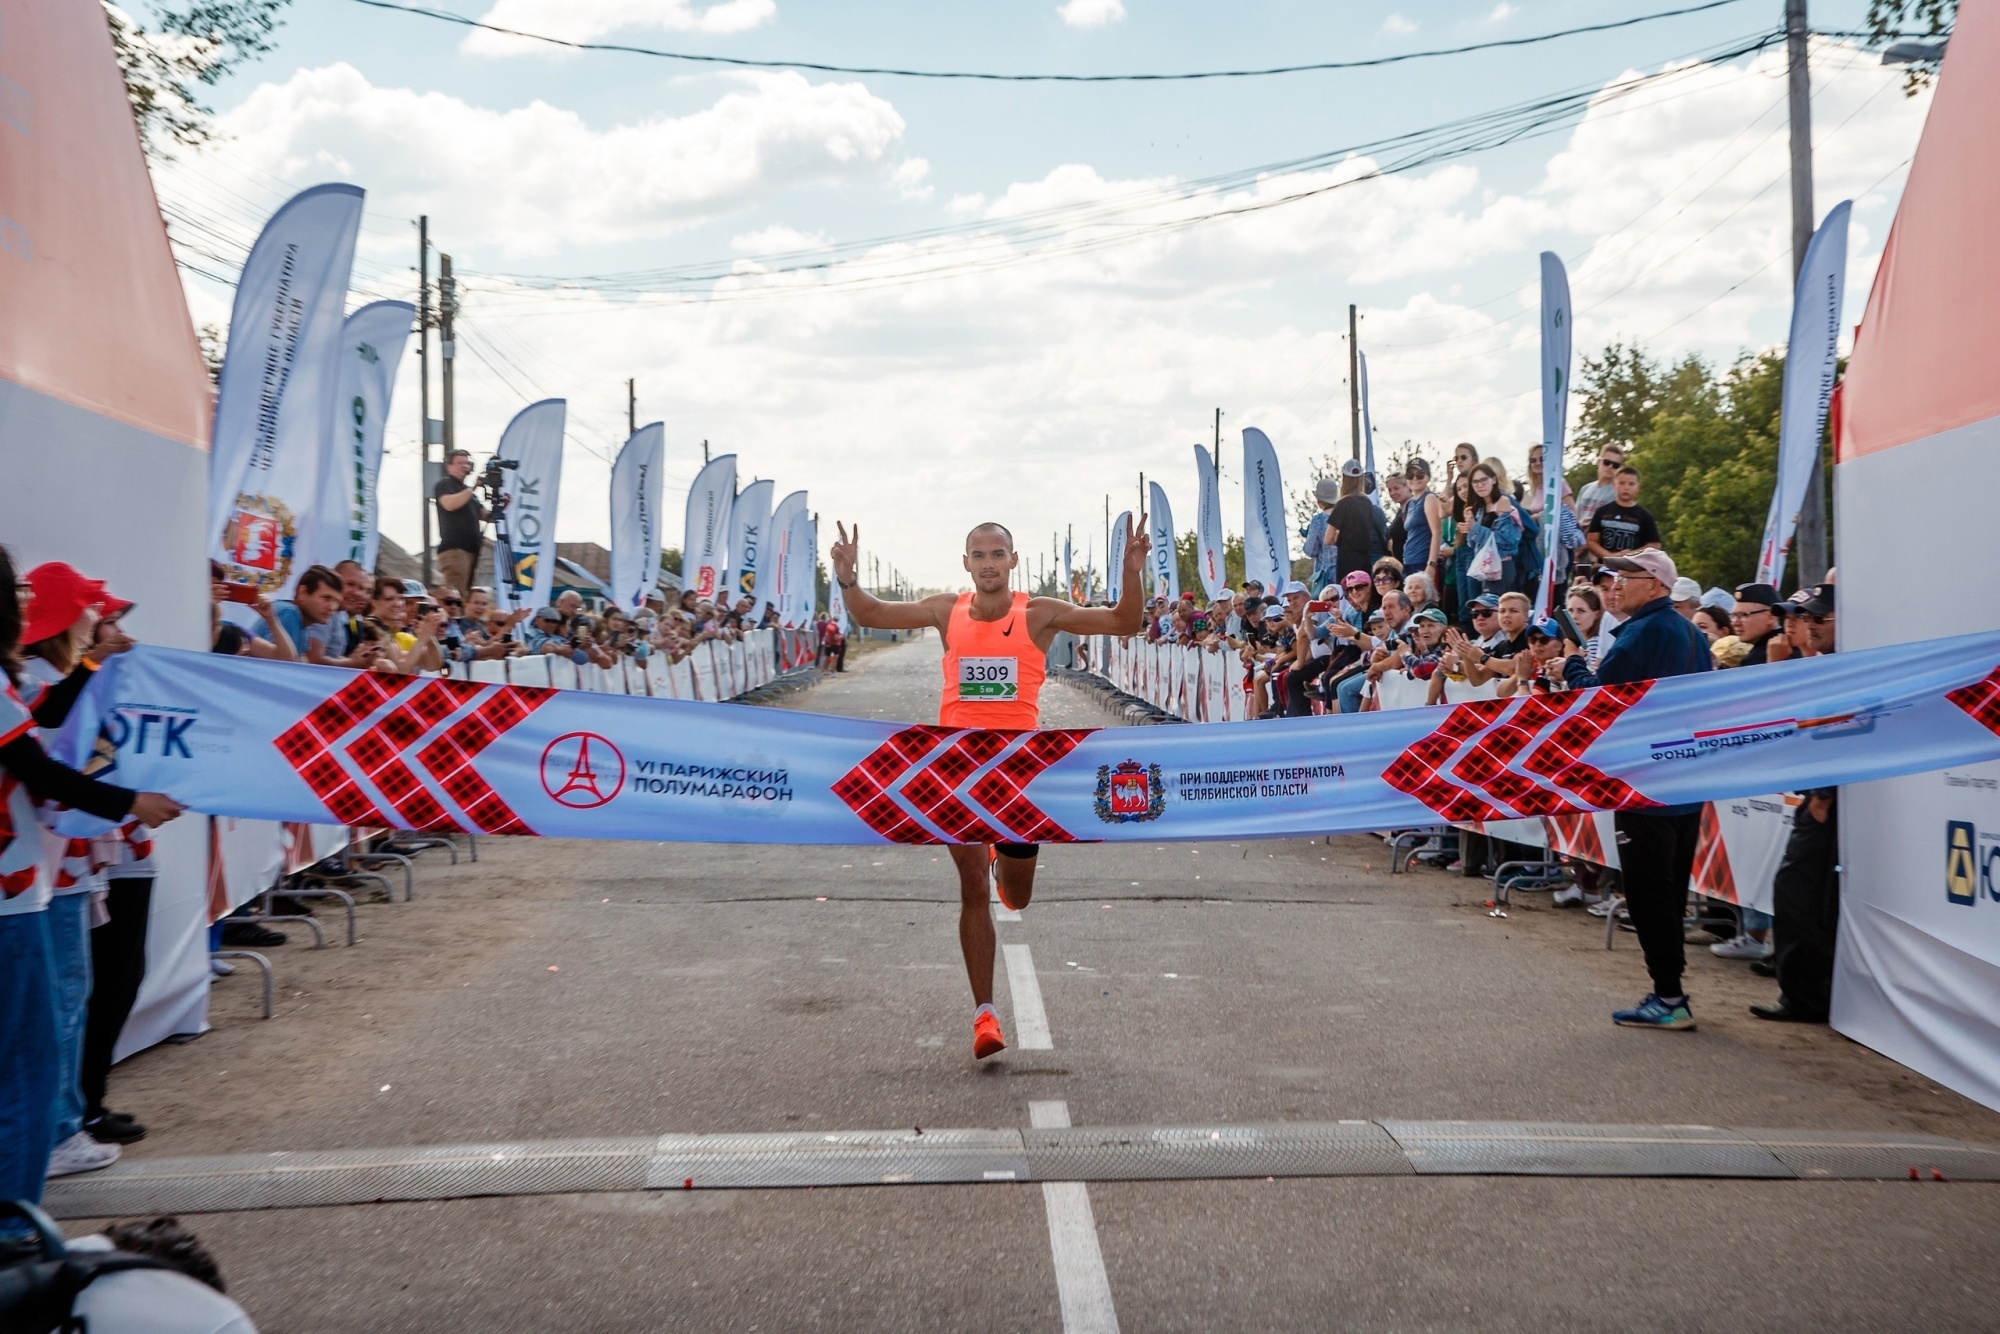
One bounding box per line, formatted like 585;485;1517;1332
829;517;1150;1059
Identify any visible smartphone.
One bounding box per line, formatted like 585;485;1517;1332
1553;604;1585;648
222;583;261;605
1305;600;1334;615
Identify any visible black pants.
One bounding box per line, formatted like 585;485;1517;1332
1772;798;1840;1019
81;877;152;1118
1614;810;1700;999
1284;655;1338;716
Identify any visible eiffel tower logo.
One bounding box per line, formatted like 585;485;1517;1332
541;731;625;808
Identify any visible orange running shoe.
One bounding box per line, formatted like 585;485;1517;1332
972;1009;1006;1059
991;847;1032;912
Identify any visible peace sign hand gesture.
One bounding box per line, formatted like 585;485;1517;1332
831;522;859;588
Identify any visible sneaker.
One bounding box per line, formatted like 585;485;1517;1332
47;1131;121;1177
1749;958;1778;978
1710;932;1774;961
1612;993;1696;1030
1552;886;1585;907
1587;895;1625;918
972;1010;1006;1060
209;957;235;977
85;1111;146;1145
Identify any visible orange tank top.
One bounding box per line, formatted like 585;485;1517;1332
940;591;1044;729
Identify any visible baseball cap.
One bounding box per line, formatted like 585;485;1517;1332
1340;570;1371;589
1527;615;1563;639
1794;583;1836;617
1591;565;1619;585
21;562;108;645
1733;582;1782;608
1405;456;1431;478
1179;591;1196;601
1280;580;1309;597
1340;458;1364;478
1262;604;1285;621
1414;606;1449;625
1670;577;1702;604
534;606;563;622
1699;587;1736;612
1602;549;1678;585
1467;593;1500;611
1313;478;1340;504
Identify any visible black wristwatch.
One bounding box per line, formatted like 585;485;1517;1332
838;577;858;589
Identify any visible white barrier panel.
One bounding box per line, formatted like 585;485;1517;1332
469;658;509;685
1692;793;1792;915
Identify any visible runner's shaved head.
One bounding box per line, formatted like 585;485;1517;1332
966;522;1014;551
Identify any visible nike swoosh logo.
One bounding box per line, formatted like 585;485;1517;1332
1001;623;1013;637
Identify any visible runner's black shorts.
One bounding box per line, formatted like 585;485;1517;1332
995;844;1039;860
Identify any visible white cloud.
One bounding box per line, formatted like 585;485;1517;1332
163;65;908;257
892;157;933;201
464;0;776;55
168;43;1929;586
731;225;829;255
1057;0;1126;30
1486;3;1516;22
1380;14;1417;36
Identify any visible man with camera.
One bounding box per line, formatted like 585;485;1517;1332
432;448;487;601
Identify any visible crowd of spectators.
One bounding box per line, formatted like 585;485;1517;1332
1119;444;1845;1034
207;564;804;675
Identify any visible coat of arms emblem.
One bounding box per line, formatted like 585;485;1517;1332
1095;760;1165;824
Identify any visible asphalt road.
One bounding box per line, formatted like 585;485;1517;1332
77;636;2000;1332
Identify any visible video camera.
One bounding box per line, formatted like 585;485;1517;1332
476;456;518;515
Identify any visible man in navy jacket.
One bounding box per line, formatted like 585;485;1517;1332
1562;549;1712;1030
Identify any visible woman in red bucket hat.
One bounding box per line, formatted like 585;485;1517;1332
0;551;182;1216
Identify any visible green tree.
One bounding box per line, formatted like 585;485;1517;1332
106;1;292;156
1865;0;1955;94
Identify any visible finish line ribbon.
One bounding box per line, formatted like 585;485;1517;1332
55;637;2000;845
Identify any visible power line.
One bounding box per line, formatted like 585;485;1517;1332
346;0;1752;83
459;31;1782;311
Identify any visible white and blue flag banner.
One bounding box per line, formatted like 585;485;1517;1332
1758;200;1850;587
210;183;364;596
1537;250;1572;616
55;636;2000;846
610;422;666;612
681;454;737;605
327;300;413;572
766;489;808;626
491;399;567;617
1106;510;1132;606
1241;427;1289;594
1193;444;1226;601
1146;480;1178;604
1356;350;1377;493
727;478;775;615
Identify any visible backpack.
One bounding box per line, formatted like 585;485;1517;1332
0;1201;182;1334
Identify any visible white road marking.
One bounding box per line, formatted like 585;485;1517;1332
991;884;1021;923
1030;1100;1119;1334
1002;943;1053;1049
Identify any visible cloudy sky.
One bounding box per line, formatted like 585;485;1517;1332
152;0;1933;588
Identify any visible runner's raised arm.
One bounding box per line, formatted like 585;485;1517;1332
829;523;951;632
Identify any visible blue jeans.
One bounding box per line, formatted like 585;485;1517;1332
1336;671;1369;714
0;911;60;1219
1743;907;1773;933
48;892;93;1142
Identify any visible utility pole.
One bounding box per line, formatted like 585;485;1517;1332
417;217;433;585
702;439;710;465
627;379;636;437
1347;303;1362;463
438;253;458;585
1787;0;1828;587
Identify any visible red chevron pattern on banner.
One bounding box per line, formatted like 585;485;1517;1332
1948;666;2000;736
275;677;552;834
832;725;1091;844
1383;682;1655;822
